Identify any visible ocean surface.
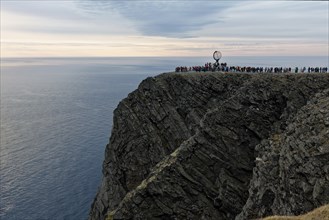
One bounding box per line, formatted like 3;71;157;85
1;56;328;220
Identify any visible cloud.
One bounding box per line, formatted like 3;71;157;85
1;0;137;36
1;0;328;57
76;1;237;38
1;1;81;22
3;0;327;41
198;1;329;41
75;0;328;41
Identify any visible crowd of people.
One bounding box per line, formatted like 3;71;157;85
175;62;328;73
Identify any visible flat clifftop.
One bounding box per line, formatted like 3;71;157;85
89;72;329;220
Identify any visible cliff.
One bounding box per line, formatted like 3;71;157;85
89;72;329;220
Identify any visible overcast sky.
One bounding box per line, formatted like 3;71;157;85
1;0;328;57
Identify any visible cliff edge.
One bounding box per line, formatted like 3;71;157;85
89;72;329;220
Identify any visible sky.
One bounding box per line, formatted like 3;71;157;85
1;0;328;57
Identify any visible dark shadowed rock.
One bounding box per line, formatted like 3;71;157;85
89;73;329;220
237;89;329;219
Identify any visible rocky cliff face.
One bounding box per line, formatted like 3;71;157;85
237;88;329;219
89;73;329;220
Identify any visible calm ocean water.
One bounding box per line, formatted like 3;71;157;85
0;56;328;220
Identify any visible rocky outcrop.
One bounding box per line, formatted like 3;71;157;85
237;88;329;219
89;73;329;220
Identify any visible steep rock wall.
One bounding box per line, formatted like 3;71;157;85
89;73;250;219
89;73;329;220
237;89;329;219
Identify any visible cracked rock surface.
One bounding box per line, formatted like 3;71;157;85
237;89;329;219
88;73;329;220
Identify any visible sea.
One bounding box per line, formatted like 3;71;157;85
1;56;328;220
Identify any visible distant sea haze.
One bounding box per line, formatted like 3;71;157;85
0;56;328;220
2;56;329;70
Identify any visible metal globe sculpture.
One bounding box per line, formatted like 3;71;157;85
213;51;222;71
213;51;222;62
